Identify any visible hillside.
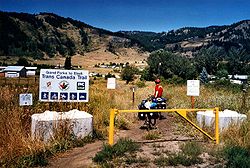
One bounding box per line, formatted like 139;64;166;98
0;11;140;59
121;20;250;56
1;11;250;60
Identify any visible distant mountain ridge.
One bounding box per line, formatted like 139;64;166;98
121;20;250;55
0;11;250;58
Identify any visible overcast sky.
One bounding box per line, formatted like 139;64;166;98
1;0;250;32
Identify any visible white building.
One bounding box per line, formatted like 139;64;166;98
3;66;27;78
26;67;37;76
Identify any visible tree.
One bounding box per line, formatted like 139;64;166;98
227;47;250;75
147;49;196;80
194;46;226;75
64;56;72;69
121;65;139;84
216;69;229;79
16;57;30;66
200;67;208;84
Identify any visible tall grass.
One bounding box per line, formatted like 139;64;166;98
0;78;249;167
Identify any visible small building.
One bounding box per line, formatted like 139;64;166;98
228;74;248;84
3;66;27;78
0;66;7;77
25;67;37;76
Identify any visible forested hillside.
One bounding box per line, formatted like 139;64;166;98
0;11;133;58
121;20;250;55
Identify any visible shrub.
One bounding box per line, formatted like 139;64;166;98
154;141;203;167
93;138;140;164
135;80;146;88
143;131;161;140
223;146;250;168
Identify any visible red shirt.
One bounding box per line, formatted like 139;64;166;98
154;84;163;98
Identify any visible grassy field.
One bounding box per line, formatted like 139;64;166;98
0;77;249;167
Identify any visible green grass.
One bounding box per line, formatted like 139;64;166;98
154;141;203;167
93;138;140;164
144;130;161;140
223;146;250;168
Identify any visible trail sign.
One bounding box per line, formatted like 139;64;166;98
39;69;89;102
187;80;200;96
107;78;116;89
19;93;33;106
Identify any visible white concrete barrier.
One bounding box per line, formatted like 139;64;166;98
197;109;247;131
31;109;93;141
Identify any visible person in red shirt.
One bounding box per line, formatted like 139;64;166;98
154;78;163;98
153;78;166;119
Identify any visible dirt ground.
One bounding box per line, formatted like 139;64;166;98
46;113;217;168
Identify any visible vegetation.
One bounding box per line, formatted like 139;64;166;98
143;130;161;140
64;56;72;69
223;146;250;168
154;141;203;167
16;57;30;66
143;50;196;81
92;138;140;164
2;11;250;62
0;77;249;167
121;65;139;84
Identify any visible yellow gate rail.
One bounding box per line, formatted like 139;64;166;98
109;107;220;145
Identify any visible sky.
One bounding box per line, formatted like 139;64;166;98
1;0;250;32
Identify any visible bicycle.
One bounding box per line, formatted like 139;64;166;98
138;97;167;130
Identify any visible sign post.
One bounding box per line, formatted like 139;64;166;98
187;80;200;108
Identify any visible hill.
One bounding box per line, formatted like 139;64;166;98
1;11;250;61
0;11;140;59
121;20;250;56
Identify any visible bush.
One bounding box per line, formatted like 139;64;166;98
121;65;139;84
154;141;203;167
93;138;140;164
166;75;184;84
223;146;250;168
143;131;161;140
135;80;146;88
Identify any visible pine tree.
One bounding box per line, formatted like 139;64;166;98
200;67;208;84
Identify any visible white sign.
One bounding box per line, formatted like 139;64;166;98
39;69;89;102
20;93;33;106
187;80;200;96
107;78;116;89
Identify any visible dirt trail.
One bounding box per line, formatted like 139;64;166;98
46;114;196;168
47;141;103;168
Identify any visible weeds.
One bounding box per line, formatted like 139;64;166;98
0;78;249;167
93;138;140;164
125;156;149;165
223;145;250;168
143;130;161;140
154;141;203;167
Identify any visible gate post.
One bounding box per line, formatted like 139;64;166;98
215;107;220;144
109;109;115;145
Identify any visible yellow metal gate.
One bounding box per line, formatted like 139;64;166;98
109;107;219;145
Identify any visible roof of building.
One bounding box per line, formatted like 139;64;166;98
3;66;25;72
228;75;248;80
25;67;37;70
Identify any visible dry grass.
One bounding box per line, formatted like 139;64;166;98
0;78;249;166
